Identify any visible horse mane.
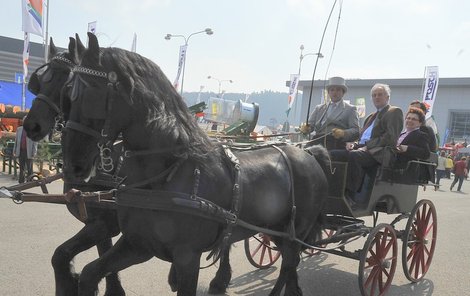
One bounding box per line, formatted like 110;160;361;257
98;48;215;164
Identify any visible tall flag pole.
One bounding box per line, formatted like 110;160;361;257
22;0;44;111
131;33;137;52
43;0;50;62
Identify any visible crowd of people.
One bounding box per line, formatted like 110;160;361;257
300;76;467;208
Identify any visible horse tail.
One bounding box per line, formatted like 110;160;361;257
304;145;330;176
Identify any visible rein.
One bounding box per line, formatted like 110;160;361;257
32;55;75;133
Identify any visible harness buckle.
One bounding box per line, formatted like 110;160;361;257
226;212;237;224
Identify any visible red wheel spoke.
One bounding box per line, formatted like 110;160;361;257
258;245;267;265
250;241;263;257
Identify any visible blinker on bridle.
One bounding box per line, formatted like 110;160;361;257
65;65;120;173
30;55;75;132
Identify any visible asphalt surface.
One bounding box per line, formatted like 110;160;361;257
0;171;469;295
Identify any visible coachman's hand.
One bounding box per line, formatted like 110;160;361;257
299;123;310;134
331;128;345;139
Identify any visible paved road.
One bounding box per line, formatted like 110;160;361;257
1;172;469;295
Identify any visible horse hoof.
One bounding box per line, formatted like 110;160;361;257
208;282;227;294
104;287;125;296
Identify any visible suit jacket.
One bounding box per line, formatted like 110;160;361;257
396;129;431;165
13;126;38;159
307;99;359;142
363;104;403;163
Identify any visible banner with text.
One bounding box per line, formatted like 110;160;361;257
173;44;187;90
422;66;439;120
286;73;300;117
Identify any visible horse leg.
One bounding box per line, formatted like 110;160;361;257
208;246;232;294
52;219;116;296
96;239;125;296
269;240;302;296
78;236;152;296
168;263;178;292
173;248;202;296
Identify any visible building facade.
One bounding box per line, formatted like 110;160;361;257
295;77;470;146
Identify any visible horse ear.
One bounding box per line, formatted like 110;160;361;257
48;38;57;60
86;32;100;64
75;33;85;62
68;37;76;60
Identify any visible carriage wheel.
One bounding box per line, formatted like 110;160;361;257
244;233;281;269
402;199;437;282
302;228;336;256
358;223;398;296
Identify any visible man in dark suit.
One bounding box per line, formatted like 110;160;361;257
300;76;359;150
331;83;403;203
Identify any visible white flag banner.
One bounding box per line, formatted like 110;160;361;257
23;32;30;79
422;66;439;120
88;21;97;34
131;33;137;52
173;44;187;90
287;74;300;110
22;0;44;37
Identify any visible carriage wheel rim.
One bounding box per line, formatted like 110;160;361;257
402;199;437;282
359;224;398;296
244;234;281;269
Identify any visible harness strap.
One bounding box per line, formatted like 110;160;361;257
115;188;292;240
271;145;297;241
118;157;187;190
66;120;102;139
35;93;62;115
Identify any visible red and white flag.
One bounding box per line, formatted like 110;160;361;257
22;32;30;79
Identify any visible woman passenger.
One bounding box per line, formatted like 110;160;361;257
395;107;431;166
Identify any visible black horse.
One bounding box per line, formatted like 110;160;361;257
23;37;125;296
62;32;328;296
24;36;234;295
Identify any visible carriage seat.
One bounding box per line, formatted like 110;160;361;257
380;153;437;185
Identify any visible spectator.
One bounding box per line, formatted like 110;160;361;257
450;156;468;192
435;151;447;187
445;156;454;179
13;117;38;183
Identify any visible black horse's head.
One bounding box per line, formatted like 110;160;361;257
62;32;133;181
23;36;85;141
63;32;213;181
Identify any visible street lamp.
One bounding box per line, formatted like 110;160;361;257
165;28;214;95
293;44;324;124
298;44;323;77
207;75;233;97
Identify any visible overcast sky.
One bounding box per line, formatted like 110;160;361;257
2;0;469;93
